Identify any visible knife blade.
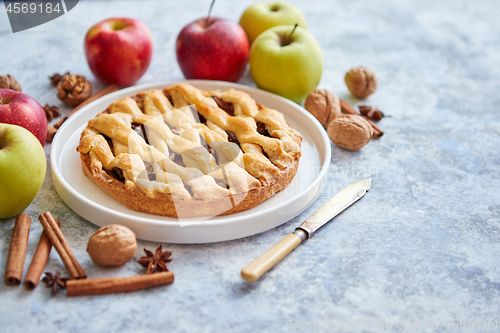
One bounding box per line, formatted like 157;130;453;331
241;178;372;282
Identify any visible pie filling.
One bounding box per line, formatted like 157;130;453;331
78;83;302;218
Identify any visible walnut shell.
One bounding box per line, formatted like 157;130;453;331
304;89;341;128
0;75;22;92
326;114;373;151
87;224;137;268
56;74;92;106
345;66;377;99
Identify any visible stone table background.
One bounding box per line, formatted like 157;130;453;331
1;0;499;332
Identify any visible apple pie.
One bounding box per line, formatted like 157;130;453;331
77;83;302;218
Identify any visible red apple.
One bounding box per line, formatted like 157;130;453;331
84;17;153;87
0;89;47;147
176;17;249;82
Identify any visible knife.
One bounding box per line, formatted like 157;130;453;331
241;178;372;282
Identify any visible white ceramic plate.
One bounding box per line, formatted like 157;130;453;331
51;80;330;243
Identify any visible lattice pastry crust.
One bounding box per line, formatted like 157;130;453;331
77;83;302;218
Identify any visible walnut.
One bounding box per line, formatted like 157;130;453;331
56;73;92;106
87;224;137;268
345;66;377;99
304;89;342;128
0;75;22;92
326;114;373;151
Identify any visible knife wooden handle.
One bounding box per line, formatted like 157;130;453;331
241;234;302;282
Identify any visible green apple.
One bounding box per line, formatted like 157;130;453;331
0;124;46;219
249;25;323;104
239;1;307;45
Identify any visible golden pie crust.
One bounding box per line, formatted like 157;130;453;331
77;83;302;218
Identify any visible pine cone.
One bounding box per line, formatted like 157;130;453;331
0;75;22;92
56;73;92;106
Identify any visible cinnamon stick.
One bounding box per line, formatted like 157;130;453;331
23;220;60;289
4;213;31;285
340;99;384;138
54;84;119;129
66;272;174;296
43;212;86;279
38;212;86;279
46;125;57;144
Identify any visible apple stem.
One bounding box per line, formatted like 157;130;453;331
285;23;299;45
206;0;216;27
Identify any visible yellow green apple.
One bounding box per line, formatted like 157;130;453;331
239;1;307;45
0;124;46;219
249;25;323;104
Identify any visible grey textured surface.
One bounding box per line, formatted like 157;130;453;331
1;0;500;332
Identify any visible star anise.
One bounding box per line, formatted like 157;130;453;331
43;104;60;121
137;245;172;274
41;271;69;296
358;105;385;121
49;72;69;86
50;73;62;85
